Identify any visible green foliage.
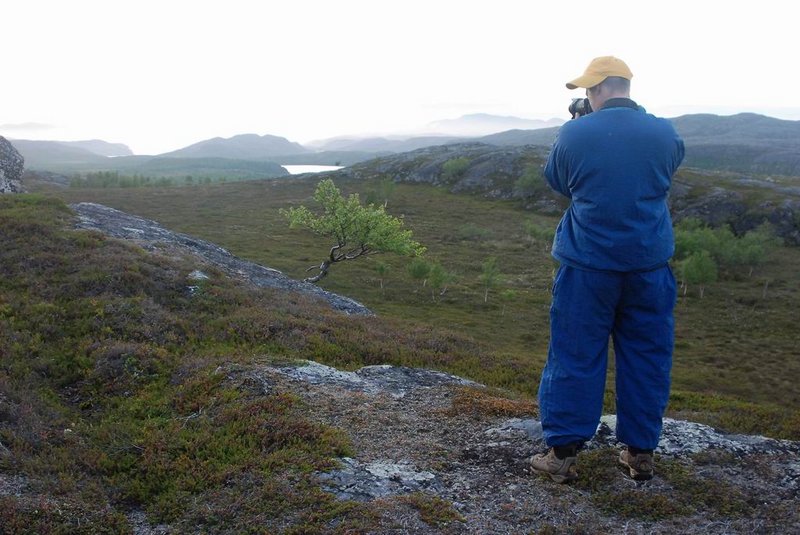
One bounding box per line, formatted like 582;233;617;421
680;250;718;298
427;262;456;301
374;260;390;291
455;222;492;241
523;219;555;251
70;171;183;188
479;256;501;303
674;218;781;297
407;257;431;286
674;218;779;276
281;178;425;282
364;176;396;207
68;168;270;189
514;164;547;199
441;157;470;182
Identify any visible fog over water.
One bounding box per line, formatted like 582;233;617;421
282;165;344;175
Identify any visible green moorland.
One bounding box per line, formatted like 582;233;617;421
39;173;800;439
1;195;494;532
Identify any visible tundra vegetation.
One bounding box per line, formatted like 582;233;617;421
14;170;800;529
38;173;800;431
0;195;482;532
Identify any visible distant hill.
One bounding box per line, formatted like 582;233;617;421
457;113;800;177
670;113;800;175
307;114;563;153
426;113;563;136
161;133;309;159
59;139;133;157
474;128;559;146
311;136;465;153
11;139;110;167
14;113;800;178
669;112;800;145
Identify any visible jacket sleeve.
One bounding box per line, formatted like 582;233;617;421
544;139;572;198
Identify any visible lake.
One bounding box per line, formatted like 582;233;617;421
281;165;344;175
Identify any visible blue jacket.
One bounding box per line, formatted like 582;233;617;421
544;99;685;272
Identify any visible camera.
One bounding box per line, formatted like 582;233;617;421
568;98;592;118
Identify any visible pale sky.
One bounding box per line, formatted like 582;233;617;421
3;0;797;155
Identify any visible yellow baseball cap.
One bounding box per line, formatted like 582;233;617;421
566;56;633;89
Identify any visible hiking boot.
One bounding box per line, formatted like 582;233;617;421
530;448;578;483
619;449;654;481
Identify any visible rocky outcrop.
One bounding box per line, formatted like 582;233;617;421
670;178;800;245
345;143;551;199
346;143;800;245
0;137;25;193
70;202;372;316
255;360;800;533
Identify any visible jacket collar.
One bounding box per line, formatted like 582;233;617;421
601;97;639;111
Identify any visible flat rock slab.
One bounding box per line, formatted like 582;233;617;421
70;202;371;316
277;360;479;398
319;458;439;501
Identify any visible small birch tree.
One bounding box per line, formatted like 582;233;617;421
479;256;501;303
281;179;425;283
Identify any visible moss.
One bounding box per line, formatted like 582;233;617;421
659;459;754;517
0;496;131;535
668;390;800;440
573;448;754;521
446;386;537;418
395;492;465;527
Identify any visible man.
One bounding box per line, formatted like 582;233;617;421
530;56;685;483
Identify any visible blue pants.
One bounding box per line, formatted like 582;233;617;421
538;264;676;450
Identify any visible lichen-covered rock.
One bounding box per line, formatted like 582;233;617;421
318;457;439;501
278;360;478;398
0;137;25;193
256;360;800;533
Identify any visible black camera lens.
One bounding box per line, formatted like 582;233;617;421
568;98;592;117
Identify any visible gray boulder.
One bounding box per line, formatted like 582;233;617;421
0;137;25;193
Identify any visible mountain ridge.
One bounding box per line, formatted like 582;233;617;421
159;133;309;159
11;112;800;177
